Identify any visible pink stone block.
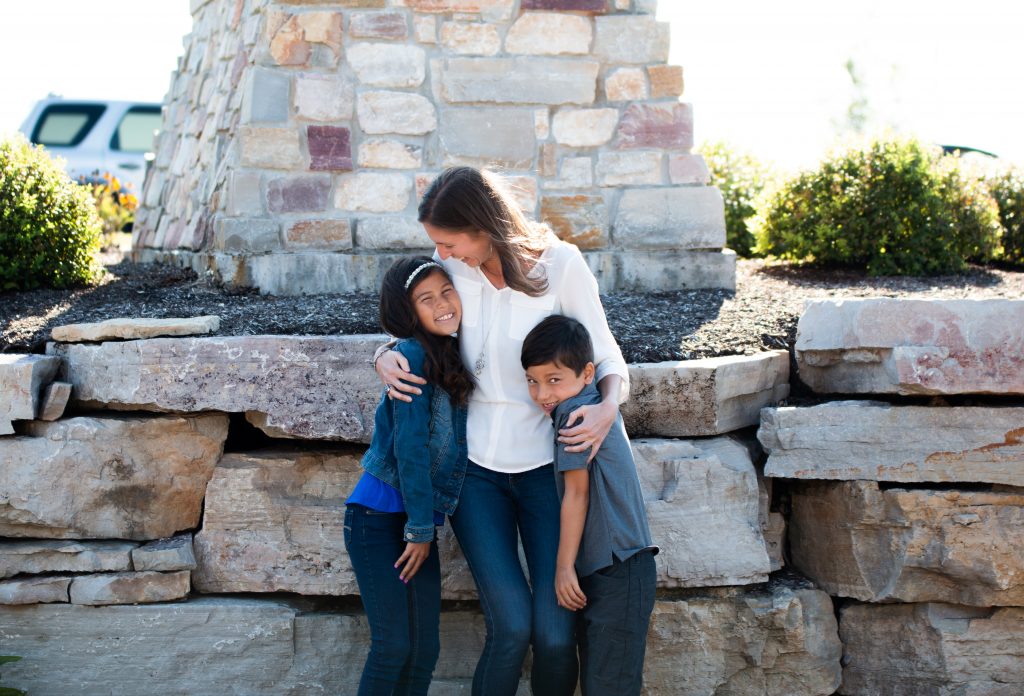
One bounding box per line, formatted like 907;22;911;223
308;126;353;171
267;176;332;214
350;11;408;40
522;0;609;11
669;154;710;185
616;103;693;151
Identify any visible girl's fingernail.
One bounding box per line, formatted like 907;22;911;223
394;563;399;568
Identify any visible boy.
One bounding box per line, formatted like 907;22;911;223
520;314;658;696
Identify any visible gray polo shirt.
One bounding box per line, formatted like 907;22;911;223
552;382;656;578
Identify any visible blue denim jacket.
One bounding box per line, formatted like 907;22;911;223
360;338;469;543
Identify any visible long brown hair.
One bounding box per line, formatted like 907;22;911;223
380;256;474;406
418;167;554;297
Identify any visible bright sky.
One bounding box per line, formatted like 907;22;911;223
2;0;1022;172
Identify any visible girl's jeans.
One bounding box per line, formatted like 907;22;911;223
344;504;441;696
450;461;578;696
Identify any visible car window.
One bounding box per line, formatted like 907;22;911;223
111;106;162;153
31;104;106;147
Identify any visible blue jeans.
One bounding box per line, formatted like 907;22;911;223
449;461;578;696
344;504;441;696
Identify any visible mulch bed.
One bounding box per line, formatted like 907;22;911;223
3;257;1023;362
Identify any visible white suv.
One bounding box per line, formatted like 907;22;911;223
19;97;162;194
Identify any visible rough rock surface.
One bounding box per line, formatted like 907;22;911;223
0;576;71;604
69;570;191;606
48;335;385;442
0;414;228;539
840;602;1024;696
795;298;1024;395
0;353;60;434
0;540;136;579
50;315;220;342
37;381;71;420
131;534;196;572
789;480;1024;606
622;351;789;437
0;581;840;696
761;401;1024;485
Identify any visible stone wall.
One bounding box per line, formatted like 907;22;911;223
132;0;733;295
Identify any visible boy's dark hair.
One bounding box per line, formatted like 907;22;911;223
520;315;594;375
380;256;474;406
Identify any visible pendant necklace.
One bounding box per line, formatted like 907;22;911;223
474;298;499;376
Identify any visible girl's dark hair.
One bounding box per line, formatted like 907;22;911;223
380;256;474;406
418;166;553;297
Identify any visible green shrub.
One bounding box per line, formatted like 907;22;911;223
751;138;1001;275
0;656;26;696
699;141;774;257
0;134;102;290
987;167;1024;266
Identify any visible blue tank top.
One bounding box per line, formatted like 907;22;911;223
347;472;445;526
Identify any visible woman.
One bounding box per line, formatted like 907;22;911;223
375;167;629;696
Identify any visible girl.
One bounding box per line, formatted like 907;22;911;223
345;255;472;696
375;167;629;696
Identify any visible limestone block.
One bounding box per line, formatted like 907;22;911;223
584;249;736;292
0;576;71;604
51;316;220;343
633;437;771;587
646;581;841;695
48;335;385;442
594;15;670;64
213;218;281;253
239;126;303;169
541;157;593;190
605;67;648;102
293;73;354;121
623;352;790;437
613;187;727;249
1;540;136;579
596;150;662;186
504;175;539;213
70;571;190;606
839;603;1024;696
414;14;436;42
349;11;408;40
131;535;196;572
541;194;608;249
441;57;599;106
440;107;536;169
669;152;710;184
347;43;426;87
788;480;1024;606
761;402;1024;485
0;354;60;434
439;21;501;55
504;12;592;55
225;170;264;216
521;0;606;9
266;175;332;213
534;107;550;139
334;172;411;212
357;138;422;169
240;67;290;124
307;125;353;171
616;102;693;150
795;298;1024;395
0;414;228;539
284;219;353;250
357;91;437;135
551;108;618;147
38;381;71;421
356;216;430;250
648;64;684;98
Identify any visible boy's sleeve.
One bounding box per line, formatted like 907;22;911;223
555;411;592;473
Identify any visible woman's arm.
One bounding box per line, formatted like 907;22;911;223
375;345;428;403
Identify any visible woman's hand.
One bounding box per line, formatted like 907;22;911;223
395;541;431;582
558;399;617;463
375;349;427;403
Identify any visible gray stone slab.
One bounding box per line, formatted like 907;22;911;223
613;187;727;250
441;57;599;105
0;354;60;434
51;316;221;343
0;575;70;604
761;401;1024;485
623;352;789;437
48;335;385;442
241;67;291;124
131;534;196;572
38;381;71;420
0;540;136;579
440;107;537;169
70;570;190;605
584;249;736;292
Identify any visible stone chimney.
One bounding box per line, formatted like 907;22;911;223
134;0;733;294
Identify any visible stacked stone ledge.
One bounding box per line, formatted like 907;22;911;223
758;297;1024;695
132;0;734;295
0;316;843;694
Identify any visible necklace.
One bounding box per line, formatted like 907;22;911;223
474;297;499;377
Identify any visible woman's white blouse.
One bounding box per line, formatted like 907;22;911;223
437;240;630;473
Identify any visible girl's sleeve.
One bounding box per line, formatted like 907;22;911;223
390;348;438;542
559;248;630;404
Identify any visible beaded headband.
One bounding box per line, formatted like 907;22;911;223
404;262;442;290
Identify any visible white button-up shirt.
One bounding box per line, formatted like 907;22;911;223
437;240;629;473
